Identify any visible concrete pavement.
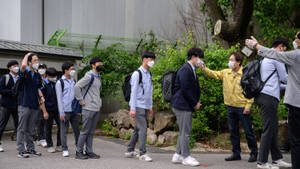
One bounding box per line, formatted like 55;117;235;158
0;134;291;169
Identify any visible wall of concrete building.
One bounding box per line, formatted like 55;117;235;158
1;0;186;43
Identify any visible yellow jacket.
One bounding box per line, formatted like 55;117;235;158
204;67;253;109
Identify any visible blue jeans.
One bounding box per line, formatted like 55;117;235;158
227;106;258;156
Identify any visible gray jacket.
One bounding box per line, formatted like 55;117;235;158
258;46;300;108
74;70;102;112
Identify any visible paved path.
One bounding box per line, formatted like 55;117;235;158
0;134;291;169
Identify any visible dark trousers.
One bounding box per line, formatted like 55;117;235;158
0;106;18;141
256;93;282;163
227;106;258;156
45;110;61;147
36;110;46;141
287;105;300;169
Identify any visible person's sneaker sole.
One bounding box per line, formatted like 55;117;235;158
17;154;30;158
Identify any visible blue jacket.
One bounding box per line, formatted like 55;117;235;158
0;74;18;109
18;68;43;109
171;63;200;112
41;79;58;112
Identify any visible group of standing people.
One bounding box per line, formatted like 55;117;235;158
0;31;299;169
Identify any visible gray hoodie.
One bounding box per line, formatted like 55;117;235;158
74;70;102;112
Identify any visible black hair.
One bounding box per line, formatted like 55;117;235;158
7;60;19;68
89;57;102;66
296;32;300;39
62;61;74;74
272;37;289;49
38;63;47;69
27;53;38;63
141;51;156;60
231;52;244;66
46;67;57;77
187;47;204;60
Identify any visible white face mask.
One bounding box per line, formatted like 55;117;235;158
38;69;46;75
12;67;19;73
32;63;39;70
228;61;235;69
293;40;299;49
49;77;57;82
70;70;76;77
195;58;204;67
147;61;155;68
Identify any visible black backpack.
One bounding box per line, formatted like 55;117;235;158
122;69;147;102
162;70;177;102
240;57;276;99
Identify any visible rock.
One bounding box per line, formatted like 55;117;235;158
157;135;166;145
147;129;157;145
108;109;131;129
147;115;154;130
130;117;135;127
118;128;127;139
163;131;178;146
154;111;176;134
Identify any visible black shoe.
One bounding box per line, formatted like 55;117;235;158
26;150;42;156
18;152;30;158
248;154;257;162
225;154;241;161
85;152;100;159
75;152;88;160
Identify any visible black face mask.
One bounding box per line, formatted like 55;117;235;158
96;65;103;72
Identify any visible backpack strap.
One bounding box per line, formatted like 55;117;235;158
137;69;143;84
263;70;277;84
83;74;95;98
4;74;10;87
60;79;64;92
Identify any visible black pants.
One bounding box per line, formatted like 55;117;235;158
287;105;300;169
227;106;258;156
256;93;282;163
45;110;61;147
0;106;18;141
36;110;46;141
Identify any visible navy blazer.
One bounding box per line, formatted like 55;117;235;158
171;62;200;112
0;74;18;109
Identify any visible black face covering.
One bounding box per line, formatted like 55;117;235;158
96;65;103;72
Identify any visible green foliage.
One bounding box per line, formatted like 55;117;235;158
101;119;113;135
254;0;300;42
125;133;131;140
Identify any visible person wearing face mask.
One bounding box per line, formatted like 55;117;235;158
40;67;62;153
35;64;48;148
125;52;155;162
246;31;300;169
17;53;45;158
253;37;291;169
170;48;202;167
201;52;258;163
74;57;103;160
0;60;20;152
55;61;79;158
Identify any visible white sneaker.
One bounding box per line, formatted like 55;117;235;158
257;163;279;169
182;156;200;167
0;144;4;152
139;154;153;162
125;151;138;158
172;153;184;164
41;140;47;148
47;147;56;153
272;159;292;168
62;151;69;157
55;146;62;152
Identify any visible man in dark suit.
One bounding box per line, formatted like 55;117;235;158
170;47;203;167
0;60;20;152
